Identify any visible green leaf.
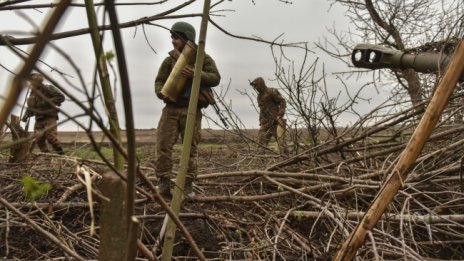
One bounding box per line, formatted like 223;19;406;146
22;176;52;201
105;50;115;61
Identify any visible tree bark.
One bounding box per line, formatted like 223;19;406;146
402;68;425;111
98;171;130;261
8;115;30;163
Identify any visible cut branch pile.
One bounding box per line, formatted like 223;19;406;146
1;97;464;260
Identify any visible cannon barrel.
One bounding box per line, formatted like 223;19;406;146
351;44;460;77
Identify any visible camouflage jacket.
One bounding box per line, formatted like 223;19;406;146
24;84;65;120
257;87;286;126
154;49;221;108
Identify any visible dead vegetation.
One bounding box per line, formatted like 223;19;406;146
1;1;463;259
1;93;464;260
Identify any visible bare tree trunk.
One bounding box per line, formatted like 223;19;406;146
98;171;129;261
365;0;425;112
403;68;425;111
84;0;124;170
8;115;30;163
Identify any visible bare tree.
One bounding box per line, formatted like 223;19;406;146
322;0;464;112
0;1;318;260
270;43;369;151
1;1;464;260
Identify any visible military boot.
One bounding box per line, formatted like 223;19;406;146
37;141;49;153
54;146;65;155
184;177;195;197
158;177;171;196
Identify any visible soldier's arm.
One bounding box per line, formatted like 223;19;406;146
259;111;265;126
21;95;35;121
22;108;34;121
200;54;221;88
154;57;172;99
46;85;65;106
274;90;286;117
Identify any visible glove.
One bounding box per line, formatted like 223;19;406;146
277;117;286;127
51;98;63;106
156;91;167;101
21;115;29;122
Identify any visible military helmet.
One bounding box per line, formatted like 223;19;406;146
250;77;265;87
171;21;196;42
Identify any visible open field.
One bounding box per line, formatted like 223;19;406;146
56;128;260;144
2;128;260;145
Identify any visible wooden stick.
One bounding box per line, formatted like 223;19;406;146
275;211;464;224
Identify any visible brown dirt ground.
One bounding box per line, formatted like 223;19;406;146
1;127;463;260
1;129;306;260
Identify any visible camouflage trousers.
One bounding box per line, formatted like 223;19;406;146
155;104;202;179
258;122;288;154
34;117;62;153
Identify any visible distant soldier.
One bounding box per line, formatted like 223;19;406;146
250;77;288;155
22;73;65;155
154;21;221;196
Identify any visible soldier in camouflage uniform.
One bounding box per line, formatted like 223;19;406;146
22;73;65;155
250;77;288;155
154;21;221;196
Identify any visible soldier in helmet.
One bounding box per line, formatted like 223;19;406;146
250;77;288;155
22;73;65;155
154;21;221;196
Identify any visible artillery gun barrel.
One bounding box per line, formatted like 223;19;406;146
351;44;463;80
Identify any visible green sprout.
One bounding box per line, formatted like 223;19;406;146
22;176;52;201
294;211;304;222
105;50;115;61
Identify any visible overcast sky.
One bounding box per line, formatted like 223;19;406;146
0;0;384;131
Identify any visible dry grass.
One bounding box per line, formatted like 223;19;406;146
1;121;464;260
